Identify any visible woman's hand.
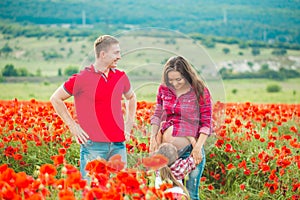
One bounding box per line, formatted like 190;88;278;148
191;143;203;165
191;133;208;165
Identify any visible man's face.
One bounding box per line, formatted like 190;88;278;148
103;43;121;68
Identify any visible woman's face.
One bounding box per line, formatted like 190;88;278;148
167;70;187;90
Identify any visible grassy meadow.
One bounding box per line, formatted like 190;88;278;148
0;33;300;103
0;78;299;104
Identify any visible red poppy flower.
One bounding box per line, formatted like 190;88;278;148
15;171;32;189
207;184;214;191
142;154;168;170
215;139;224;148
269;169;278;181
240;184;246;191
107;154;125;172
224;144;235;153
85;188;104;200
271;127;278;133
51;155;64;166
39;164;57;176
227;163;235;170
58;189;76;200
59;148;67;155
243;168;251;176
264;182;278;194
290;126;298;133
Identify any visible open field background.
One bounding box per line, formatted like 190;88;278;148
1;34;300;75
1;33;300;103
1;78;299;104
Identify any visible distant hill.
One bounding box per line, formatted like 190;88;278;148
0;0;300;44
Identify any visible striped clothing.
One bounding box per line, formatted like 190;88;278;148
151;85;212;137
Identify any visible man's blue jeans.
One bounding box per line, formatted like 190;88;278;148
179;145;206;200
79;140;127;179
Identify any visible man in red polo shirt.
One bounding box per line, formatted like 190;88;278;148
50;35;137;179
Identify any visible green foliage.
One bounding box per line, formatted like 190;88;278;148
0;74;4;82
43;81;50;86
67;48;73;58
260;64;269;71
266;84;281;93
17;67;30;76
36;69;42;77
247;62;254;67
2;64;18;76
219;65;300;80
64;66;79;76
201;39;216;48
222;47;230;54
278;68;300;79
42;50;63;60
251;48;260;56
164;38;177;45
0;43;13;55
1;65;31;77
238;42;249;49
271;48;287;56
58;68;62;76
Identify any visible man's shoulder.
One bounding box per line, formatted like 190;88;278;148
113;68;130;79
113;68;125;74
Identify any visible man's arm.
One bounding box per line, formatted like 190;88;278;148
50;85;89;144
124;90;137;140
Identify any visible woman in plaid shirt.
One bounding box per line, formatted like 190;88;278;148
150;56;213;200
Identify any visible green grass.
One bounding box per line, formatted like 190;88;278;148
0;82;61;101
1;34;300;103
0;35;93;76
1;34;300;77
223;78;300;103
1;78;299;103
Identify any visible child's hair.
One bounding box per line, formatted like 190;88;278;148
156;143;190;199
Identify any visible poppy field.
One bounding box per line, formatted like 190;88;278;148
0;99;299;199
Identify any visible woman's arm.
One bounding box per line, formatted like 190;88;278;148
192;87;213;164
198;87;213;135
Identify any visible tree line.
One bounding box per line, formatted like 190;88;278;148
0;0;299;44
1;21;300;51
219;66;300;80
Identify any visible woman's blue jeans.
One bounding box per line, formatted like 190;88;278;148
79;140;127;179
179;145;206;200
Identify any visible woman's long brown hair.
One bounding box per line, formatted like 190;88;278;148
162;56;206;100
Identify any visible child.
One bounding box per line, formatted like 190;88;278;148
155;143;196;200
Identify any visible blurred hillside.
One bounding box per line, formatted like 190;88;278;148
0;0;299;44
